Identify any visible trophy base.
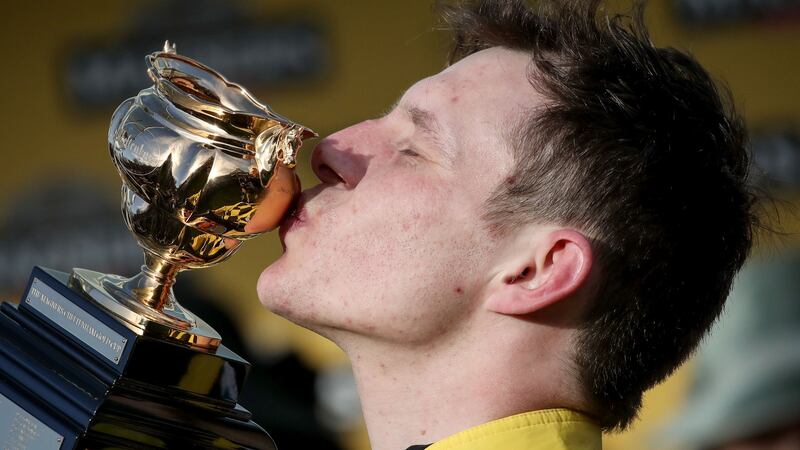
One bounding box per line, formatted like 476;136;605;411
0;266;276;449
71;268;221;350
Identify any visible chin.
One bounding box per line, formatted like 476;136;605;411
256;262;290;312
256;264;318;326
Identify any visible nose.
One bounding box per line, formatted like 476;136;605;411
310;122;377;189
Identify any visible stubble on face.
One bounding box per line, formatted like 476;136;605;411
257;47;542;350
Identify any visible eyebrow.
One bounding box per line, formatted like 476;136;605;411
399;103;454;164
406;106;439;137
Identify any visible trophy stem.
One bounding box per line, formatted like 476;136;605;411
135;253;180;310
72;266;212;341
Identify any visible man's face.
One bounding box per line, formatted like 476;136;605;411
258;47;541;345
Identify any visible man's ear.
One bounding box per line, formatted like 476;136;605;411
485;229;593;315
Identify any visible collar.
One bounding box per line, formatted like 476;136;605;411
406;409;601;450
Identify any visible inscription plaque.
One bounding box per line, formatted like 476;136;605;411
0;393;62;450
25;278;127;364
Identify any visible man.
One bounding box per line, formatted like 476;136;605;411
257;0;757;449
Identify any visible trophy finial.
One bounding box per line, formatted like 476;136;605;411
163;40;176;54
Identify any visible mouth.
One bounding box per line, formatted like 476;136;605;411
278;195;308;244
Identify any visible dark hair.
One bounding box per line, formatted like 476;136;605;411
438;0;758;430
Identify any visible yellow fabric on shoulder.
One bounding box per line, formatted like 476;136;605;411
426;409;601;450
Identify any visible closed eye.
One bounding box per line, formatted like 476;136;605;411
400;149;420;157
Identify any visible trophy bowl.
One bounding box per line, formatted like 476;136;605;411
71;41;315;349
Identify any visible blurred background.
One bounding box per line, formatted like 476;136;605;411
0;1;798;449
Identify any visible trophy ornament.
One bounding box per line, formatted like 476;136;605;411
71;41;315;349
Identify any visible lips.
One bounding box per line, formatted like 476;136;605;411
278;195;307;243
276;182;334;246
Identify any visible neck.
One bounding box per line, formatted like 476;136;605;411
342;321;581;450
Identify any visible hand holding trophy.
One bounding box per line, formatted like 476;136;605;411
0;42;312;449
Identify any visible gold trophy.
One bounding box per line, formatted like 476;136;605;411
0;42;312;449
73;40;314;350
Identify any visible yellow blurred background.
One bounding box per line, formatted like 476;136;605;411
0;1;798;449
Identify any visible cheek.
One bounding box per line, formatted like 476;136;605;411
325;174;484;290
260;169;494;340
339;175;451;245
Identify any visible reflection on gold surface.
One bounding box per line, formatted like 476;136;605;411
72;42;315;350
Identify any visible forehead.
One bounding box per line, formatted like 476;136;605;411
402;47;540;129
400;48;542;176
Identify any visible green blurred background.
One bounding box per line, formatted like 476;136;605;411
0;1;798;449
